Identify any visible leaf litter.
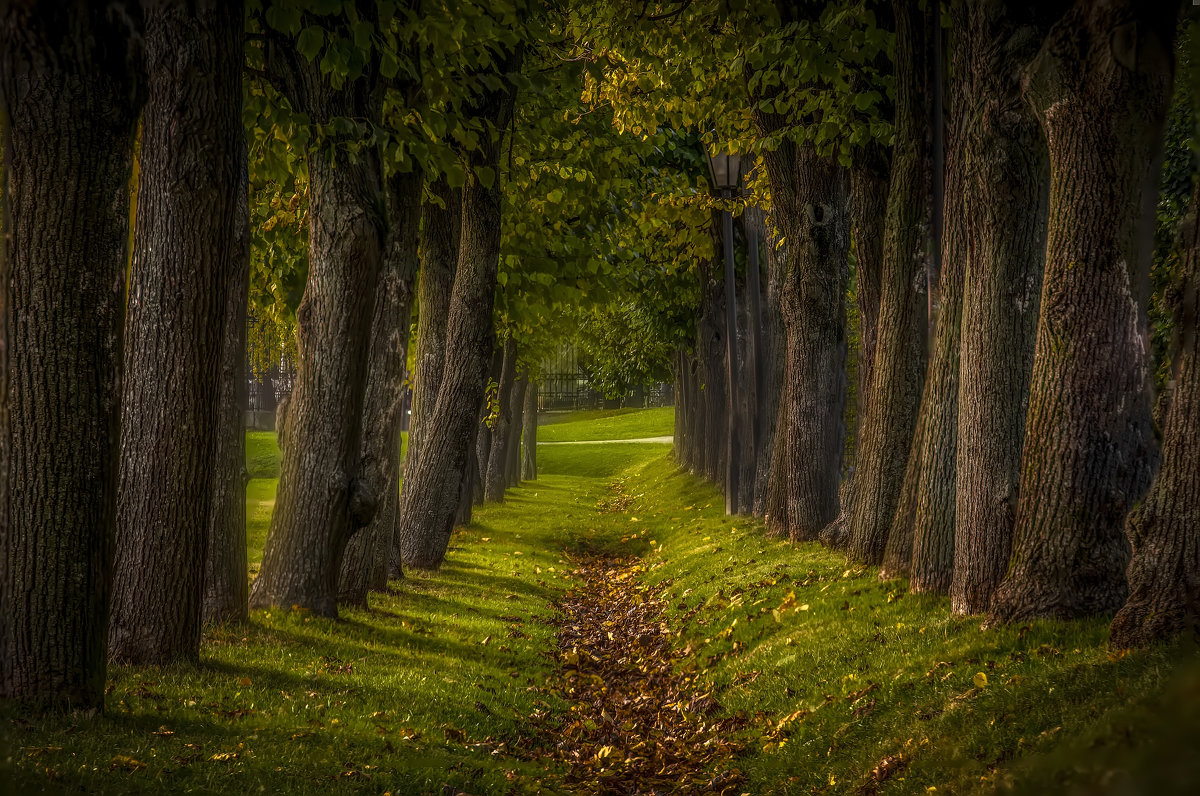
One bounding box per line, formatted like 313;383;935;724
528;553;749;794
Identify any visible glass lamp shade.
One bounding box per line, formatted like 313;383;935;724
706;149;742;192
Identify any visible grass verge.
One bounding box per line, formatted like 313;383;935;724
536;407;673;442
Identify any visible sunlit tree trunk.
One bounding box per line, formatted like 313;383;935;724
249;10;386;615
950;0;1050;616
338;167;423;607
847;0;931;565
989;0;1177;624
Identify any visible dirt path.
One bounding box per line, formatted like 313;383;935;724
533;554;748;795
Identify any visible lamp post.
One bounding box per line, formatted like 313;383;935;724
706;147;742;515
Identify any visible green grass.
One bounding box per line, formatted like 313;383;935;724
244;431;280;479
536;406;674;442
2;430;1196;794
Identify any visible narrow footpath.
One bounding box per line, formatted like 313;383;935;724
533;553;749;795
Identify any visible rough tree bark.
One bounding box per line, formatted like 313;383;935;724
249;9;386;616
485;337;519;502
1111;177;1200;647
989;0;1177;624
696;257;727;485
521;380;538;480
0;0;144;709
749;205;783;518
338;166;423;607
396;59;519;570
849;145;890;427
847;0;931;565
204;136;252;627
506;373;528;487
759;143;850;541
896;7;968;593
950;0;1051;616
108;0;243;666
391;178;460;576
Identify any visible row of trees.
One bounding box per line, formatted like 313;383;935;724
4;0;1196;715
0;0;711;712
596;0;1199;647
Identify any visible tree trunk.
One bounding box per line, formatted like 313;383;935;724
0;0;144;709
396;66;519;570
989;0;1177;624
850;147;890;418
404;178;460;471
904;9;967;595
759;143;850;541
697;259;726;485
485;337;518;502
880;406;927;577
847;0;932;565
507;374;528;487
249;22;385;616
950;0;1050;616
338;166;423;607
522;380;538;480
204;135;252;629
107;0;242;666
750;205;784;517
1111;177;1200;648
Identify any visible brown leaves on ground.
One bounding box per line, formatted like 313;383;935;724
532;554;748;794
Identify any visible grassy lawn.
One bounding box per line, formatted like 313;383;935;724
536;406;673;442
2;413;1195;794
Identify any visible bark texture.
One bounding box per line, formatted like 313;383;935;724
396;62;519;570
1111;180;1200;647
204;137;252;628
950;0;1050;615
249;12;386;616
696;258;727;485
847;0;931;564
0;0;144;709
484;337;519;502
109;0;243;666
521;381;538;480
989;0;1177;624
506;374;528;487
749;205;783;517
905;9;969;594
338;167;423;607
758;143;850;541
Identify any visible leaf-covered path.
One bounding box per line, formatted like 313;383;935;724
531;553;748;795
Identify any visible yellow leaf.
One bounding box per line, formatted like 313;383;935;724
209;752;238;762
973;672;988;688
237;677;252;687
110;755;144;771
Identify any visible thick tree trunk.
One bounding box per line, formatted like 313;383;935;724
506;374;528;487
204;139;252;628
760;144;850;541
697;260;726;485
750;206;783;517
847;0;932;565
849;146;890;421
522;381;538;480
880;406;927;577
396;67;518;570
0;0;144;709
1111;179;1200;648
405;178;460;469
249;23;385;616
989;0;1177;624
950;1;1050;616
338;167;423;607
904;10;967;595
108;0;242;666
485;337;518;502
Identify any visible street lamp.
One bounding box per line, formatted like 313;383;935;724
706;145;742;515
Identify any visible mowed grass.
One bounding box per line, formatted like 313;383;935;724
2;410;1197;794
536;406;673;442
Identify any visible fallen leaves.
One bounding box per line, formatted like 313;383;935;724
529;553;748;794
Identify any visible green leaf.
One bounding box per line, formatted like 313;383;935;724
297;26;324;62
